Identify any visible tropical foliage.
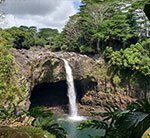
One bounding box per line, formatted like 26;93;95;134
0;0;150;137
28;106;68;138
78;99;150;138
0;106;68;138
52;0;150;95
52;0;149;54
105;40;150;76
0;26;59;49
0;29;26;109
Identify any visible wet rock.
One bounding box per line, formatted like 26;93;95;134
81;91;136;110
10;47;99;111
4;47;139;117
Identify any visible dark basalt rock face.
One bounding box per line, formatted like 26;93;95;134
9;47;137;116
29;79;97;109
11;47;98;111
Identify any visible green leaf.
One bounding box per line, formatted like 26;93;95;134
116;112;150;138
144;1;150;20
29;106;53;118
77;120;108;130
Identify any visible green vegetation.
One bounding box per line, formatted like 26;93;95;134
0;29;26;111
78;99;150;138
28;106;67;138
7;26;58;49
18;126;55;138
51;0;150;95
0;0;149;107
105;41;150;76
0;0;150;137
0;106;67;138
0;25;59;112
0;26;59;49
52;0;150;95
52;0;149;54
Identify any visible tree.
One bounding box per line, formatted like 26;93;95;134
7;27;34;49
79;1;111;53
54;0;141;54
38;28;58;39
106;41;150;76
53;0;113;54
5;26;58;49
125;0;150;39
52;15;80;52
144;1;150;20
35;37;47;46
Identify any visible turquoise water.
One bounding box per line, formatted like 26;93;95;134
53;115;105;138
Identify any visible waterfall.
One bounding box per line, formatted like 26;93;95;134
63;59;78;118
63;59;86;121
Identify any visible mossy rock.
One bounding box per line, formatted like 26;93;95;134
0;126;30;138
0;126;55;138
18;126;55;138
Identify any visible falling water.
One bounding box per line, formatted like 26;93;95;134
63;59;85;121
63;59;78;117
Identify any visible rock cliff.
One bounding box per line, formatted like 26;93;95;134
7;47;136;116
10;47;98;110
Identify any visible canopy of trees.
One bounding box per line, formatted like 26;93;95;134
52;0;150;91
0;26;58;49
52;0;150;54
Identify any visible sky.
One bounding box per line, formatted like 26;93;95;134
0;0;81;31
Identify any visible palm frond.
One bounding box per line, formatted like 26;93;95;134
77;120;109;130
29;106;53;118
43;123;67;138
116;112;150;138
29;106;67;138
127;99;150;113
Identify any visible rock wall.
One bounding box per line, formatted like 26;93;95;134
8;47;138;115
10;47;98;110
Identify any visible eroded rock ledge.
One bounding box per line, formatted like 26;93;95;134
11;47;98;110
9;47;136;116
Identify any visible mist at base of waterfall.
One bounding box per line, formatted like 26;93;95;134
54;115;105;138
68;115;87;121
62;59;105;137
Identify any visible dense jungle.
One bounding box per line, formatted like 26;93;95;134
0;0;150;138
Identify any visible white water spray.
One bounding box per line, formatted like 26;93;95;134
63;59;78;117
63;59;85;121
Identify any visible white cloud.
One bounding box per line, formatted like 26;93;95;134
0;0;80;31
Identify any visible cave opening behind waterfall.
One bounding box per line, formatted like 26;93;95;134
29;79;97;111
29;81;68;109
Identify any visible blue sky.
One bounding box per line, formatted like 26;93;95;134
73;1;81;10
